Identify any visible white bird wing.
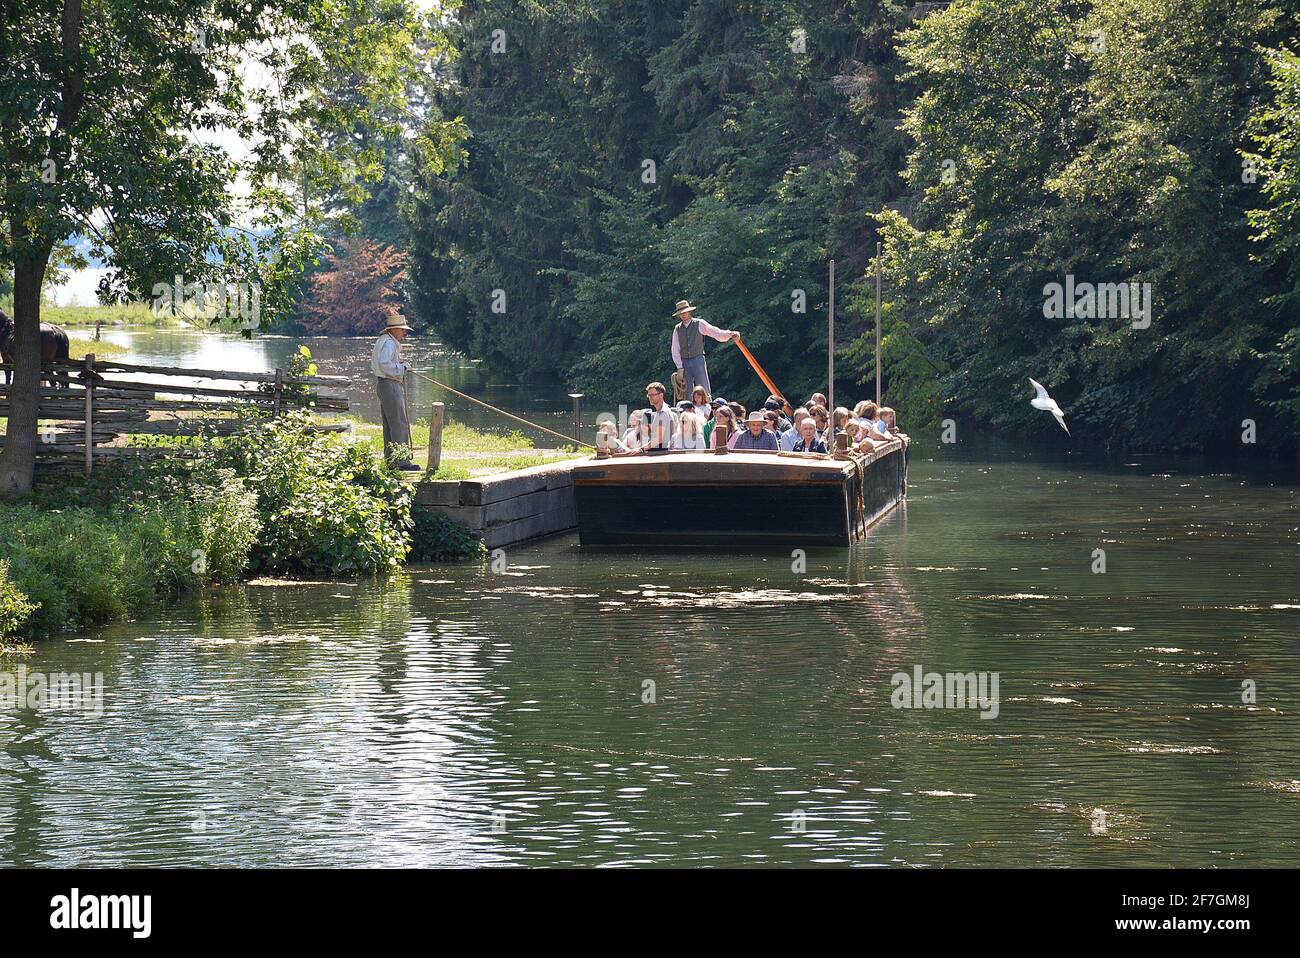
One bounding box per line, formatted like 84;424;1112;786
1028;377;1049;401
1051;405;1070;434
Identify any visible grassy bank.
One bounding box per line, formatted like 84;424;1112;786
331;414;583;480
0;339;585;642
66;338;129;360
0;412;489;642
39;302;183;328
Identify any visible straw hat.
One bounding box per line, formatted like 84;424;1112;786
671;300;696;318
744;411;768;425
385;315;412;331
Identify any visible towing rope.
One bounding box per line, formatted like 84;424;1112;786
408;369;596;449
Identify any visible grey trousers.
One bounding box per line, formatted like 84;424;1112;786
376;377;412;463
682;353;711;398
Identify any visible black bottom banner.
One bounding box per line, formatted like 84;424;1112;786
0;867;1280;944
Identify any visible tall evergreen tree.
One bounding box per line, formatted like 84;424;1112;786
407;1;910;407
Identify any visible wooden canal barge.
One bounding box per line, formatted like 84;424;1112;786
572;437;907;547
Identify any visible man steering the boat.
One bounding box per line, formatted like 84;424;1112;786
670;300;739;398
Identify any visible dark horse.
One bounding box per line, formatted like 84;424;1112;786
0;307;71;389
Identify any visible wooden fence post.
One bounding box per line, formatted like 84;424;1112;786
427;400;444;473
273;367;283;418
84;353;95;476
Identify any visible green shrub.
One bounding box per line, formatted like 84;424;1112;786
0;561;37;639
201;412;412;574
0;504;178;636
174;473;262;583
1;412;415;639
107;411;411;576
408;507;486;562
0;484;263;638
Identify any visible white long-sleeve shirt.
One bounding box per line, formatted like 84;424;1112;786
670;317;734;369
371;332;408;380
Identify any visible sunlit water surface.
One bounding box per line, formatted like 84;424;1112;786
68;326;576;438
3;449;1297;867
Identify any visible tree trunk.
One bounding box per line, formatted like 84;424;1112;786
0;255;50;494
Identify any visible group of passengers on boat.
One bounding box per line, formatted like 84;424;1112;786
592;297;901;457
597;384;901;456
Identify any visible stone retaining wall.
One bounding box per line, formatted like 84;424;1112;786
413;460;579;549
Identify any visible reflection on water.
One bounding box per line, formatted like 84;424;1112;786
3;454;1297;867
69;327;577;442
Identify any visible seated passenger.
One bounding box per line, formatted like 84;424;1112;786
674;410;707;450
733;411;779;451
674;400;696;435
622;410;646;450
763;396;792;433
703;396;725;446
828;406;851;446
710;405;737;448
642;381;678;450
790;415;828;453
691;385;711;421
879;406;899;436
852;417;880;453
858;400;889;439
779;408;809;451
597;420;629;454
808;404;830;443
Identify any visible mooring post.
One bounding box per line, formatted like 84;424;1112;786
427;400;445;473
715;421;729;454
273;367;283;418
84;353;95;476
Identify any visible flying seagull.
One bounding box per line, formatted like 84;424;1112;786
1029;378;1069;435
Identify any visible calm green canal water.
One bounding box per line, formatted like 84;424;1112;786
3;446;1298;866
4;328;1297;866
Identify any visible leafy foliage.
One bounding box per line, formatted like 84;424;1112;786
0;561;37;639
193;413;414;575
1247;42;1300;427
0;501;225;637
2;411;417;637
862;0;1300;449
407;0;912;409
408;507;486;562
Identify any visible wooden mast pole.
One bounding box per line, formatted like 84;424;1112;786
828;259;835;435
875;242;882;405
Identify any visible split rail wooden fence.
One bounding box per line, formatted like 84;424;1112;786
0;356;351;474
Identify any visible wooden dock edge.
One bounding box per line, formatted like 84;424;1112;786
413;460;579;549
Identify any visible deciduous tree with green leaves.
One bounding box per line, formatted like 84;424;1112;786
0;0;460;492
867;0;1299;448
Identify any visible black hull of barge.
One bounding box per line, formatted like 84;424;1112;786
572;445;907;547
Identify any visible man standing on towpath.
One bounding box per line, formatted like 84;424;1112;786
372;315;421;471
